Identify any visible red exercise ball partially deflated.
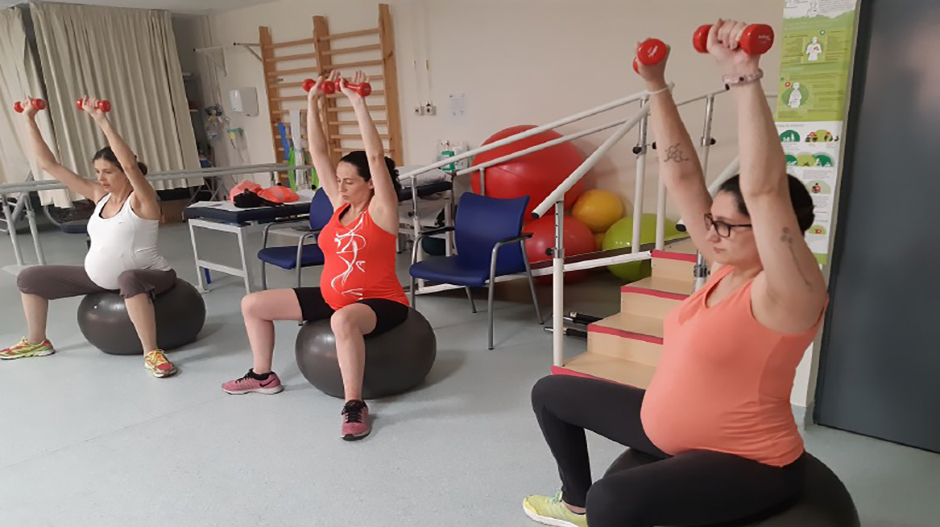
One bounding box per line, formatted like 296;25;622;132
471;125;586;222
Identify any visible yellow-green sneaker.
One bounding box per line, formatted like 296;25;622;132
0;338;55;360
144;349;179;378
523;491;588;527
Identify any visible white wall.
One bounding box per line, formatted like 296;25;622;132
203;0;828;408
205;0;784;213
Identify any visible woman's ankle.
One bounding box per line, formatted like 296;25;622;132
564;501;586;515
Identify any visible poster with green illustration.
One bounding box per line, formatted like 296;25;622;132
775;1;858;122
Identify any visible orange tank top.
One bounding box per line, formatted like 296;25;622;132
317;204;409;311
640;264;823;467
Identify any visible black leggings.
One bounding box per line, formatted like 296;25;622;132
531;375;806;527
293;287;408;337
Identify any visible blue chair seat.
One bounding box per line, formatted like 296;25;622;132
410;256;492;287
60;219;88;235
258;244;325;270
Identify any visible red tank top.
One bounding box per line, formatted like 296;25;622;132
317;204;409;311
640;265;824;467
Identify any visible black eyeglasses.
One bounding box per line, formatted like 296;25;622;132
704;213;752;238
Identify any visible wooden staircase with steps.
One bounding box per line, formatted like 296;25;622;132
552;240;697;388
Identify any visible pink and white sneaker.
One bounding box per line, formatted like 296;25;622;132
341;400;371;441
222;370;284;395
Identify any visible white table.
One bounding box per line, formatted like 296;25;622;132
185;200;311;294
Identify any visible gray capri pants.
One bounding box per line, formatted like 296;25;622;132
17;266;177;300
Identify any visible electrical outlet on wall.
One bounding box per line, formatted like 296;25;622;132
424;102;436;116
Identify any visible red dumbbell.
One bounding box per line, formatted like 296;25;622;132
337;80;372;97
13;99;47;113
632;38;668;73
693;24;775;55
302;78;336;94
76;99;112;112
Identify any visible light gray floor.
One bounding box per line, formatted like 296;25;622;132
0;224;937;527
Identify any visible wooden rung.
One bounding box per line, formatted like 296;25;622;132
319;28;379;41
327;106;386;113
266;52;317;63
329;120;388;126
334;134;389;140
272;95;307;102
267;66;319;77
322;44;381;56
328;59;384;69
271;37;316;49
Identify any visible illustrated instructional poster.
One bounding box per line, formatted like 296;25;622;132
775;0;859;264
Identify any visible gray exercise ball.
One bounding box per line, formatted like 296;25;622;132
77;278;206;356
605;449;860;527
295;308;436;399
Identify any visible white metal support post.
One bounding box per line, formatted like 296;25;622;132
1;193;23;267
631;97;650;254
551;201;565;367
23;196;44;265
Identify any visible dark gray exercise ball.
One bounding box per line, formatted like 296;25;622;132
295;308;436;399
605;449;860;527
77;278;206;356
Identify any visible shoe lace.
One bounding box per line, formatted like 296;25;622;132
146;351;170;366
342;401;365;423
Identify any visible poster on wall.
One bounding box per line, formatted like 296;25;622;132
775;0;859;264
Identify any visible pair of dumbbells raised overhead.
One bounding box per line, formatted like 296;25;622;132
632;23;774;73
13;99;112;113
302;78;372;97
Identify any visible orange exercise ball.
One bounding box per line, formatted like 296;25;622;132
572;189;625;233
471;125;586;221
523;214;597;283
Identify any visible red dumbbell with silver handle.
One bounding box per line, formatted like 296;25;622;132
13;99;47;113
76;99;112;112
632;38;668;74
693;24;775;55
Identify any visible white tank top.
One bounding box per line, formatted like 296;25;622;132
84;193;172;289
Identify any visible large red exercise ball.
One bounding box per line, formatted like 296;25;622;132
523;214;597;283
471;125;586;221
572;189;625;233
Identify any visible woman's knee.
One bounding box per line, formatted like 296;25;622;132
16;266;45;295
531;374;570;411
241;292;267;319
330;308;363;338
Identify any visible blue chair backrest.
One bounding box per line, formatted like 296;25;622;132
455;193;529;275
308;188;333;231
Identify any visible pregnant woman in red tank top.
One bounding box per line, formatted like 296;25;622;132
523;21;829;527
223;71;408;441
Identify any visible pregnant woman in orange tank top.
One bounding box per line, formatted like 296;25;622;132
523;21;829;527
222;71;407;441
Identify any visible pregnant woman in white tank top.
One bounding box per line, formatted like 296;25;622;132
1;97;179;378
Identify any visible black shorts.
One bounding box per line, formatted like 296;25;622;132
293;287;409;337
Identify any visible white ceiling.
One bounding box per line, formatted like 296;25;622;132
0;0;275;14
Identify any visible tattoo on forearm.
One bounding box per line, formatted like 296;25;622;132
663;143;691;163
780;227;813;289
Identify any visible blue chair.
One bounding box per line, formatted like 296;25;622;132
409;193;542;350
258;189;333;289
